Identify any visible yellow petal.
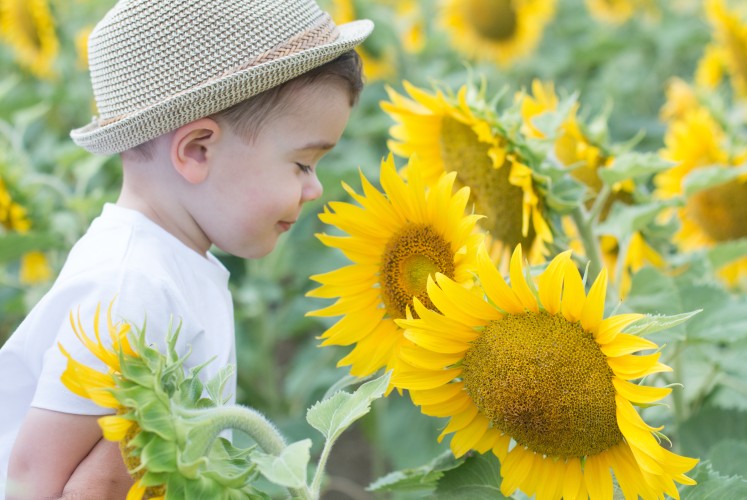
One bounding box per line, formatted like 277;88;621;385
580;267;607;333
537;251;571;315
98;415;133;442
509;245;539;312
612;378;672;404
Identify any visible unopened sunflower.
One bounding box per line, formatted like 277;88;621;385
382;81;552;265
393;245;698;499
60;302;266;499
307;154;483;377
0;0;58;78
657;104;747;286
439;0;557;67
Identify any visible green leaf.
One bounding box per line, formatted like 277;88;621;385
681;462;747;499
707;239;747;270
679;407;747;458
367;451;465;493
306;371;390;443
251;439;311;489
622;310;701;336
433;453;508;499
683;163;747;197
0;232;61;262
596;199;679;240
597;152;675;185
707;440;747;478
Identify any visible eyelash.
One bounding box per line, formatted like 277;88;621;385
295;162;312;174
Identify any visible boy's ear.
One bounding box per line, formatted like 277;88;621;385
170;118;221;184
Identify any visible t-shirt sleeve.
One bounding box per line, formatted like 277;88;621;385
31;271;192;416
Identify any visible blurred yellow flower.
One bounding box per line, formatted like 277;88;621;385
19;251;52;284
328;0;397;81
0;178;31;233
74;26;92;69
307;155;483;377
657;105;747;286
520;80;659;296
0;0;59;78
382;81;552;265
393;245;698;499
585;0;635;24
697;0;747;98
439;0;557;67
660;78;701;123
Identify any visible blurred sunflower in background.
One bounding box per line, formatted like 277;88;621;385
327;0;397;81
307;155;484;377
1;176;52;285
438;0;557;67
585;0;662;24
696;0;747;98
519;80;663;296
382;82;552;265
393;245;698;499
0;0;58;78
657;101;747;286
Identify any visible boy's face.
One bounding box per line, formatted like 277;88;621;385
197;81;352;259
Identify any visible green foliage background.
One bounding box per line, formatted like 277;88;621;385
2;0;747;498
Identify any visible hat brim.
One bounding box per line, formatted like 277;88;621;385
71;19;374;155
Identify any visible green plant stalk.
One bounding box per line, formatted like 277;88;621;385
182;406;312;499
570;206;603;280
310;437;336;499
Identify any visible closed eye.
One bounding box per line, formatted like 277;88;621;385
295;162;312;174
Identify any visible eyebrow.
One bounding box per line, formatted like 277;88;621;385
296;141;337;152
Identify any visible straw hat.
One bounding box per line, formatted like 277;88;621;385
70;0;373;155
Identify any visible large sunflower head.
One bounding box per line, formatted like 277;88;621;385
60;302;264;499
439;0;557;67
306;154;484;377
393;245;698;499
382;81;553;265
0;0;58;79
698;0;747;98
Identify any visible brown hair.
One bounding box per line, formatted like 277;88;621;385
123;50;363;161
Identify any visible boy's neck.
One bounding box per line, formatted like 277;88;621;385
117;159;212;258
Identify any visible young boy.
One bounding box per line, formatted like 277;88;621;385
0;0;372;498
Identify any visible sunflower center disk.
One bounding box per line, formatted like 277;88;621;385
439;117;535;248
379;223;455;318
687;179;747;242
463;311;623;458
465;0;518;41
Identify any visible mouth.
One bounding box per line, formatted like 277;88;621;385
278;220;295;232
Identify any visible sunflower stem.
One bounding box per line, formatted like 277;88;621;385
587;184;612;224
310;436;335;499
570;206;603;279
180;406;311;499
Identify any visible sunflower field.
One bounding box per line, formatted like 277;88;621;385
2;0;747;498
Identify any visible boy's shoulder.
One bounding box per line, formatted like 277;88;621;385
60;204;228;288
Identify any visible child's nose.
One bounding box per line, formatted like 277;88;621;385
302;173;323;202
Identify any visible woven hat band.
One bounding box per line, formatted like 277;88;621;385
97;13;340;128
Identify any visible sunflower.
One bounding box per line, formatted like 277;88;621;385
660;78;701;123
657;105;747;286
19;250;52;284
59;302;166;500
696;0;747;98
382;81;552;265
0;177;31;233
60;302;265;498
306;154;484;377
585;0;635;24
393;245;699;499
0;0;58;79
328;0;397;81
519;80;660;296
438;0;556;67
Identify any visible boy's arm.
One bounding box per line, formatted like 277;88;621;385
7;408;132;500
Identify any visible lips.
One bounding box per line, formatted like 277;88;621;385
278;220;295;232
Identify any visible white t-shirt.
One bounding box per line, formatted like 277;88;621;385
0;204;236;489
